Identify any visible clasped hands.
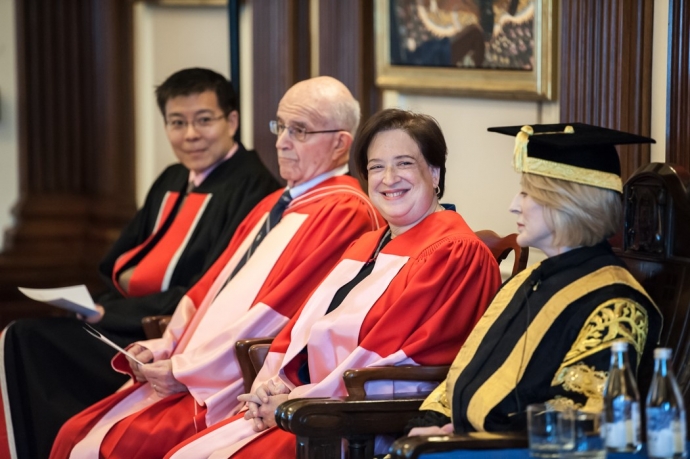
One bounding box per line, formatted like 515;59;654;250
237;379;290;432
126;344;187;398
407;423;454;437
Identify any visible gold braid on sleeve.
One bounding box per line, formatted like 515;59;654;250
550;299;649;411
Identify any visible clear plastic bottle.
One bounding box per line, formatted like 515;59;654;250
646;348;687;459
603;340;642;452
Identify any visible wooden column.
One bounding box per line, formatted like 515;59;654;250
0;0;136;327
317;0;377;120
667;0;690;171
317;0;378;180
252;0;311;183
560;0;654;181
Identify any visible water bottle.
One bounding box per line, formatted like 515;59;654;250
603;340;642;452
646;348;687;459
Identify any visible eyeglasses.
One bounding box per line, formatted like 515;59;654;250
269;120;343;142
166;114;226;132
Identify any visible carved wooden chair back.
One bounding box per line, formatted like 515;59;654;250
614;163;690;410
474;230;529;276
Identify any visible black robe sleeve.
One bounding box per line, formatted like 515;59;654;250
95;145;280;336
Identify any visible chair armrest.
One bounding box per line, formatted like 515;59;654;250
158;316;172;335
343;365;449;400
388;431;528;459
235;337;274;393
277;394;427;438
248;344;271;374
141;315;172;340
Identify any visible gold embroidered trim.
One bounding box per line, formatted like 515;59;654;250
545;396;581;411
560;298;649;369
464;266;652;432
443;265;540;426
551;363;607;413
544;396;604;414
522;157;622;192
509;125;620;191
582;396;604;413
420;379;452;418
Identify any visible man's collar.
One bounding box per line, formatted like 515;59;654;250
188;142;239;188
287;164;349;199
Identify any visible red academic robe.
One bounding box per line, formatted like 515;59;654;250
165;209;502;459
1;146;278;459
50;175;382;459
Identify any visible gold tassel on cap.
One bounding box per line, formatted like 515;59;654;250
513;125;575;172
513;125;533;172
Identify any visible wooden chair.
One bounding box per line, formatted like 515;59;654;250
141;315;172;340
276;367;451;459
235;338;274;393
613;163;690;402
475;230;529;276
277;163;690;459
275;231;530;459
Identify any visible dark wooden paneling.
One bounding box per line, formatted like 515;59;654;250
252;0;311;183
317;0;378;181
560;0;654;182
667;0;690;170
0;0;136;328
317;0;377;118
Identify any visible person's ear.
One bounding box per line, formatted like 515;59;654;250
331;131;353;162
430;165;440;187
225;110;239;138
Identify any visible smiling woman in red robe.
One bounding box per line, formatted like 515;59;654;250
164;108;503;459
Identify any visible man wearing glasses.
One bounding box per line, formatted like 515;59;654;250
51;76;383;459
0;67;279;459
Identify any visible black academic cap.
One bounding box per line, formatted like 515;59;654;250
487;123;655;192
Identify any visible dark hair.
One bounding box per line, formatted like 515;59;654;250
353;109;447;197
155;68;238;117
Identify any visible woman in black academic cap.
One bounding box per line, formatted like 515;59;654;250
404;123;663;435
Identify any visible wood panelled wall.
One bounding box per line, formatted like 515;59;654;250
667;0;690;171
560;0;654;181
2;0;687;327
252;0;311;183
317;0;377;180
0;0;136;326
251;0;375;182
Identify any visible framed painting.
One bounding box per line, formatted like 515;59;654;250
375;0;558;100
139;0;226;5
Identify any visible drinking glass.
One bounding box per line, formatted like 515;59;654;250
561;410;606;459
527;403;575;458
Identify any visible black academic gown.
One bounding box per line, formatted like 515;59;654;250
413;242;663;434
0;145;279;459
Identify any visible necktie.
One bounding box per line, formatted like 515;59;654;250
225;189;293;283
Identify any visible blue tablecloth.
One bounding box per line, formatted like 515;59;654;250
419;444;686;458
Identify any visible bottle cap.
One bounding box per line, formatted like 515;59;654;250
653;347;672;359
611;341;629;351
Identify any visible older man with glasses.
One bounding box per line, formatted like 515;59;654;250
0;67;279;459
50;76;383;459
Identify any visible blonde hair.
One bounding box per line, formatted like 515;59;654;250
521;173;622;248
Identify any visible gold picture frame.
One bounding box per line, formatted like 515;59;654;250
138;0;226;5
375;0;558;100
